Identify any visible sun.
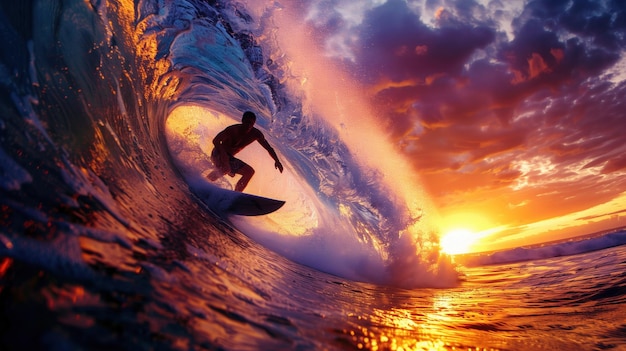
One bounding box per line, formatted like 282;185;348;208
438;211;496;254
439;228;477;255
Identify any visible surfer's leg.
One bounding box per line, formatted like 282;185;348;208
234;164;254;192
208;148;226;180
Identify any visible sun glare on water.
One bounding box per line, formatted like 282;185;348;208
439;228;477;255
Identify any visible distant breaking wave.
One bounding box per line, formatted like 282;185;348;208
456;228;626;266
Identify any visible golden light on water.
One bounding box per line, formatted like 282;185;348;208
337;292;504;351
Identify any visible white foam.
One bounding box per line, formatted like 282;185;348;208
458;229;626;266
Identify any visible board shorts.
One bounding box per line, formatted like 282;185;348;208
211;148;247;176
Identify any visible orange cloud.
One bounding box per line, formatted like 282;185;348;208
511;52;551;83
425;73;445;85
434;7;446;21
394;45;408;56
415;45;428;56
528;52;550;79
551;48;564;63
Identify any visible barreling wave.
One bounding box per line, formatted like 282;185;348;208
160;0;460;287
0;0;459;288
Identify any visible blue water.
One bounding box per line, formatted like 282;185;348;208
0;0;625;350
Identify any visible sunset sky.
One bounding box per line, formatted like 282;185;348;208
248;0;626;253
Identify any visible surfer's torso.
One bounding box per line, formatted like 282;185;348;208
215;124;264;155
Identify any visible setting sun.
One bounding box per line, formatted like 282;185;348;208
437;212;494;255
439;228;477;255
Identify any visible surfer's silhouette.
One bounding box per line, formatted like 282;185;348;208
207;111;283;192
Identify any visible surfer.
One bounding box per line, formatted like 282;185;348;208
207;111;284;192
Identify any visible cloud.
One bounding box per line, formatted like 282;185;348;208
349;0;495;83
300;0;626;230
578;208;626;222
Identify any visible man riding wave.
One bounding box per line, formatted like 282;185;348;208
207;111;283;192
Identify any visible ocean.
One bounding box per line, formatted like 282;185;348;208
1;0;625;350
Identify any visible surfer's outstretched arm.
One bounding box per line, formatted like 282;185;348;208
257;137;283;172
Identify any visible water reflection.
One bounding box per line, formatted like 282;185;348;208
335;286;507;351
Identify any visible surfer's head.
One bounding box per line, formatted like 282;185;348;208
242;111;256;131
242;111;256;125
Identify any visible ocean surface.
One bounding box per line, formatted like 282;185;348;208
1;0;625;350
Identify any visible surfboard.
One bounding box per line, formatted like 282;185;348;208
195;185;285;216
225;191;285;216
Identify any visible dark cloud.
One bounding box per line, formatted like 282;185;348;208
506;0;625;86
352;0;495;83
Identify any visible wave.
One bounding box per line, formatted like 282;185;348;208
0;0;458;288
161;0;459;287
0;0;176;279
456;228;626;267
